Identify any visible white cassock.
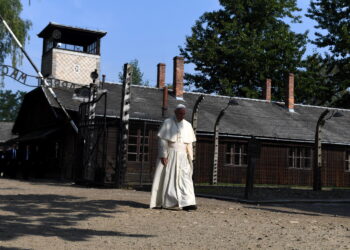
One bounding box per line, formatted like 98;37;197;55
150;117;196;208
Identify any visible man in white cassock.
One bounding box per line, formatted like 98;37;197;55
150;104;197;211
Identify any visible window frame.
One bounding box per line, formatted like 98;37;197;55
287;147;312;170
127;128;149;163
344;151;350;172
224;143;248;167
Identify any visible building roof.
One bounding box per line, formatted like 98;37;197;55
0;122;15;143
38;22;107;38
39;83;350;146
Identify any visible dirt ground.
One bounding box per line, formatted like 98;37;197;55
0;178;349;250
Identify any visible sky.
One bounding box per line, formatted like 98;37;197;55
3;0;320;92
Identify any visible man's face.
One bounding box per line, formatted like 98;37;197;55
175;108;186;122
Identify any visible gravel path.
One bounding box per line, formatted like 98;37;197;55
0;178;349;250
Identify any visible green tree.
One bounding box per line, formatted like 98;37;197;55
180;0;307;100
304;0;350;107
295;54;338;105
118;59;149;86
307;0;349;58
0;0;31;67
0;90;25;121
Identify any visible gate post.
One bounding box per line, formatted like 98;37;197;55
244;136;261;199
84;70;99;181
116;64;132;188
191;95;204;170
212;99;238;185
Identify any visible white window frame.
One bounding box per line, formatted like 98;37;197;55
225;143;248;167
288;147;312;170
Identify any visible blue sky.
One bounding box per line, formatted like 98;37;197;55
4;0;320;92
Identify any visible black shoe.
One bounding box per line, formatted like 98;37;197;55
151;206;163;209
182;205;197;211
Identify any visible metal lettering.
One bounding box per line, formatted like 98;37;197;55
37;77;42;86
54;79;60;88
0;64;84;89
66;82;72;89
61;81;68;88
46;78;53;87
1;65;9;75
9;68;19;80
17;72;28;84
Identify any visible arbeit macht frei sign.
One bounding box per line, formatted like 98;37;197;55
0;64;87;89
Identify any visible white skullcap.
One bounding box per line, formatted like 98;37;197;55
175;104;186;110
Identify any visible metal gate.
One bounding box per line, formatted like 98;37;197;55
76;91;108;185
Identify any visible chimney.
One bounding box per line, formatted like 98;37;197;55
157;63;166;88
173;56;184;99
263;78;271;102
162;86;168;117
286;73;294;112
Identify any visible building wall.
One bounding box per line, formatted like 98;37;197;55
322;146;350;187
124;121;160;185
42;48;100;85
60;131;76;179
192;137;350;187
41;51;52;78
193;137;214;184
8;117;350;188
105;126;118;184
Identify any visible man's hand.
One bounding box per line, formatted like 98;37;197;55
161;158;168;166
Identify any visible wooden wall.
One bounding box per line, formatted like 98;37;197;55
192;137;350;187
123;121;160;185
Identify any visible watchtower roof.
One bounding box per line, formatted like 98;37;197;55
37;22;107;45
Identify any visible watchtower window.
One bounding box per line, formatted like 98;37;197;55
57;42;84;52
39;23;106;56
87;41;97;54
44;38;54;52
44;39;98;54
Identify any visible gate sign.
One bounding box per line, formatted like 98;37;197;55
0;64;33;86
0;64;89;89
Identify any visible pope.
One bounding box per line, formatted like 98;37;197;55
150;104;197;211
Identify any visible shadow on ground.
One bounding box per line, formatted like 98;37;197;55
195;186;350;200
0;247;31;250
244;203;350;218
195;185;350;218
0;194;153;242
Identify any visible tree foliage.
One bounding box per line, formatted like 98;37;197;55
118;59;149;86
0;90;25;121
303;0;350;107
180;0;307;100
307;0;350;58
295;54;339;105
0;0;31;67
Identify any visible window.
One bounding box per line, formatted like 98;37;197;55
45;38;54;52
57;43;83;52
345;151;350;172
225;143;247;167
127;128;149;162
87;41;97;54
288;147;312;169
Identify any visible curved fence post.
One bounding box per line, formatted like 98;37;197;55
116;63;132;188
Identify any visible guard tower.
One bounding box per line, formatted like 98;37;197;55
38;22;107;85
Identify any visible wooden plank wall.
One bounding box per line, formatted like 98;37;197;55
104;125;118;184
322;145;350;187
193;139;350;187
193;137;214;184
123;121;161;185
108;121;350;188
